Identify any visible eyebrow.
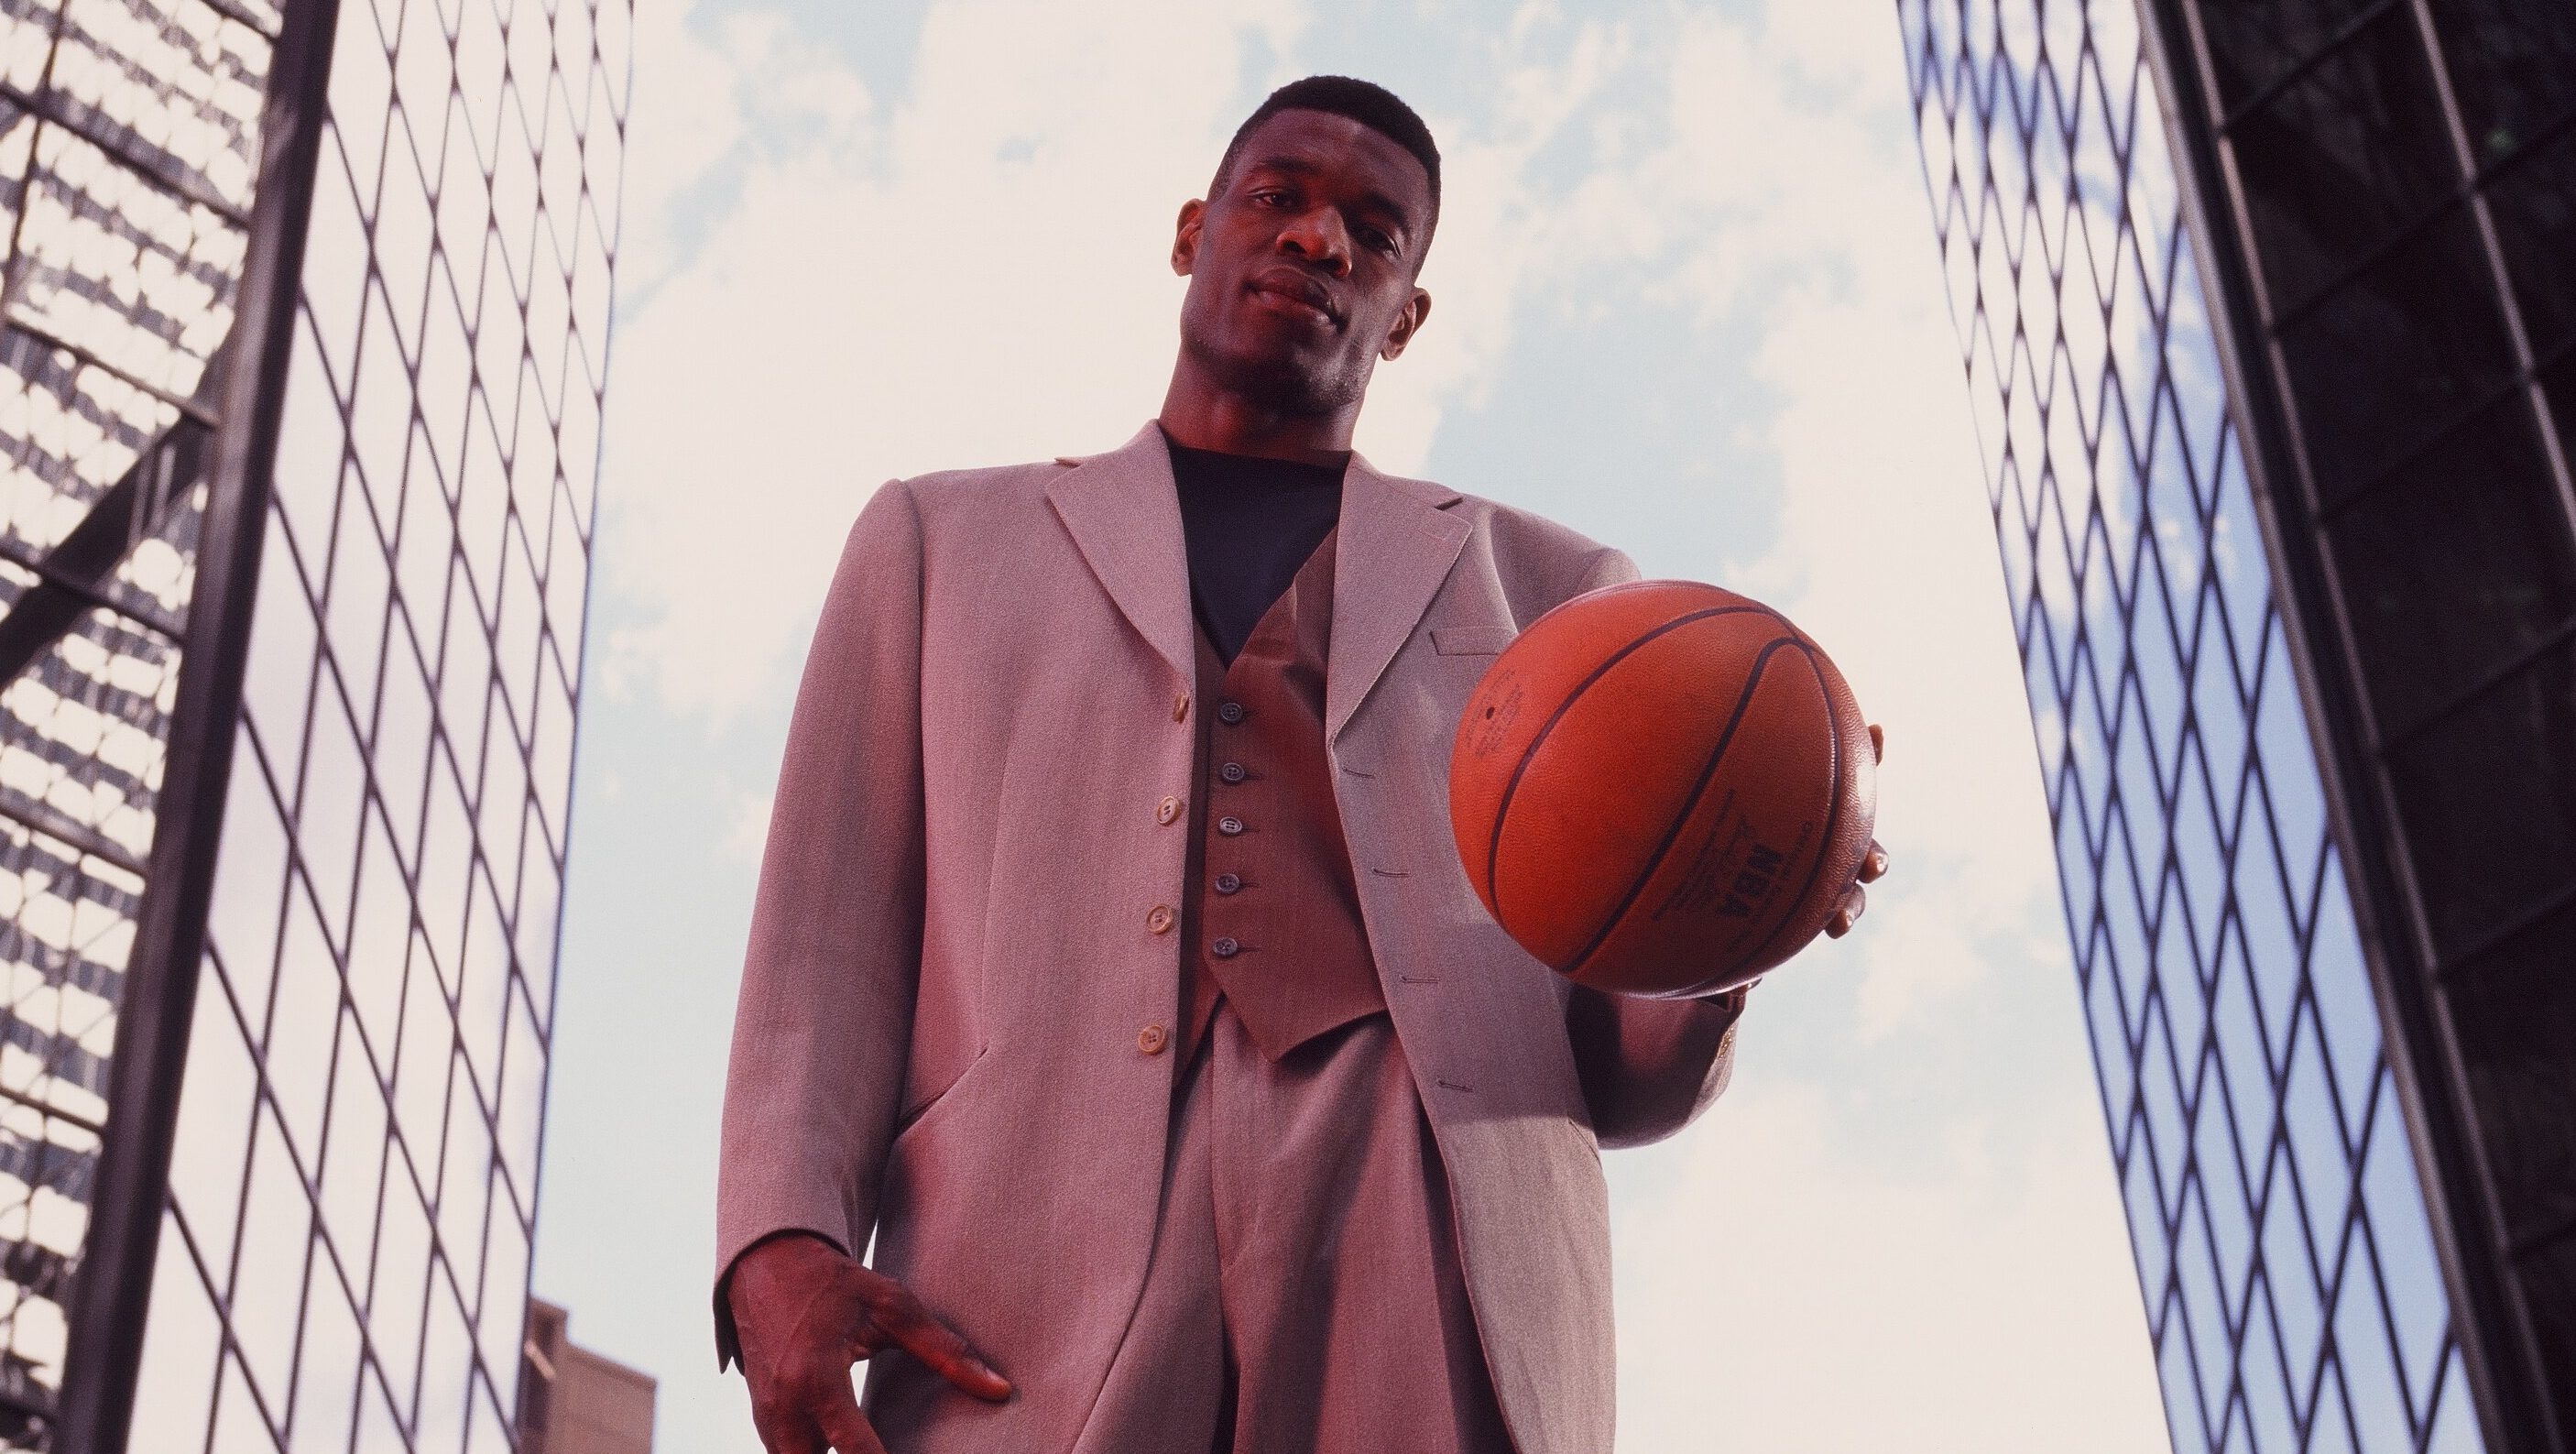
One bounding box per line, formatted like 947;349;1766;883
1239;155;1414;234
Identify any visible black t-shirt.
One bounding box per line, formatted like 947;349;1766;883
1160;424;1347;666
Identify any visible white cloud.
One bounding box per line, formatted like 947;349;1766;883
1613;1086;2169;1452
602;0;1315;719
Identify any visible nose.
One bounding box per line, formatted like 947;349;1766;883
1277;205;1351;277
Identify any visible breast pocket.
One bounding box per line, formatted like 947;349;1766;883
1430;626;1517;656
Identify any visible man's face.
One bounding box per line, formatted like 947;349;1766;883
1172;109;1435;419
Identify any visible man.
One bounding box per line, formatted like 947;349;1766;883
716;75;1885;1454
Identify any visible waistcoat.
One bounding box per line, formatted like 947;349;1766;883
1176;527;1388;1066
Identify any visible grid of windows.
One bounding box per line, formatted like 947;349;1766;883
1896;2;2478;1449
2142;4;2576;1439
0;0;279;1438
118;0;625;1450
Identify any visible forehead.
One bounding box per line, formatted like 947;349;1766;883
1229;109;1432;220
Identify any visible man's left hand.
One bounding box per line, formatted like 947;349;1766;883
1824;723;1890;939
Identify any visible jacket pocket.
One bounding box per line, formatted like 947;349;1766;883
891;1044;988;1145
1431;626;1517;656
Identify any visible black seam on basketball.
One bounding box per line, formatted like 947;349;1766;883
1482;606;1767;925
1732;644;1844;977
1563;635;1803;981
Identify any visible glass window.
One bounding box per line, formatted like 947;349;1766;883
127;1208;224;1450
2480;124;2576;357
2196;0;2388;113
318;1006;390;1272
164;973;257;1281
393;927;454;1153
2427;0;2576;168
226;1106;316;1405
2440;896;2576;1246
324;1;392;191
289;1251;366;1453
2382;640;2576;956
2322;397;2576;738
2275;208;2517;506
267;875;342;1155
437;1066;495;1299
2227;9;2462;308
297;670;368;937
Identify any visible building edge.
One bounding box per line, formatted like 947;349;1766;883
2126;2;2556;1446
50;2;348;1448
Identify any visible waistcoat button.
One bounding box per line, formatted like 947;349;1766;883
1211;936;1240;958
1219;761;1247;783
1217;815;1245;836
1214;872;1242;894
1217;701;1246;725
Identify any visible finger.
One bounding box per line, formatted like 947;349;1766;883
1859;839;1889;882
813;1387;890;1454
874;1294;1013;1402
749;1399;825;1454
1868;723;1884;764
1826;884;1866;937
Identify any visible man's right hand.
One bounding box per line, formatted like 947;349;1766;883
729;1232;1012;1454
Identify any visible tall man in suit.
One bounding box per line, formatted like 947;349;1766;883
716;74;1885;1454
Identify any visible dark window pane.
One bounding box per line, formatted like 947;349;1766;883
2198;0;2394;115
2547;352;2576;447
2486;126;2576;357
2229;7;2464;306
2383;640;2576;955
2442;895;2576;1250
2324;398;2576;734
2276;207;2518;498
2516;1228;2576;1438
2428;0;2576;167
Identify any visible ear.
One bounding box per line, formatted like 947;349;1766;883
1379;287;1433;361
1173;199;1206;276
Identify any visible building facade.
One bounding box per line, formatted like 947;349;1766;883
1899;0;2571;1449
515;1300;651;1454
0;0;624;1449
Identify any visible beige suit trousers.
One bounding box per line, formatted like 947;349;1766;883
1082;1000;1514;1454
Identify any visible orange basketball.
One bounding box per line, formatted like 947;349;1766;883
1448;580;1877;998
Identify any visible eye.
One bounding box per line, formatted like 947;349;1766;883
1250;188;1291;207
1363;228;1398;256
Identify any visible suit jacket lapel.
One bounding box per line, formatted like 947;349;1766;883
1047;421;1195;682
1328;450;1469;741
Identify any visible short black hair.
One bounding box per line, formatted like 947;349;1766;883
1209;75;1441;262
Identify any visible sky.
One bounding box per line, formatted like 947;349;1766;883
532;1;2176;1449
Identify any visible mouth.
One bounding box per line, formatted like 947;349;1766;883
1245;270;1339;327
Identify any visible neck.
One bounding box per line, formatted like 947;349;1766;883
1158;366;1359;466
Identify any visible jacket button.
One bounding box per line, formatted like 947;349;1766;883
1173;691;1191;722
1214;872;1241;894
1219;761;1247;783
1211;936;1240;958
1217;815;1245;836
1156;795;1183;825
1139;1023;1169;1055
1217;701;1246;725
1146;905;1174;935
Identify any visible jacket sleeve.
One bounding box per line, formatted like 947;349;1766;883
1556;544;1751;1149
712;480;927;1369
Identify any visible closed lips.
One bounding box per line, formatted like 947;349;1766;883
1249;270;1337;322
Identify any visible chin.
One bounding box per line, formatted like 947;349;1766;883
1188;333;1361;417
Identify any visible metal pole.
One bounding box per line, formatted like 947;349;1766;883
52;0;344;1447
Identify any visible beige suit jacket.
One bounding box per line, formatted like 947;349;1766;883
715;421;1745;1454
